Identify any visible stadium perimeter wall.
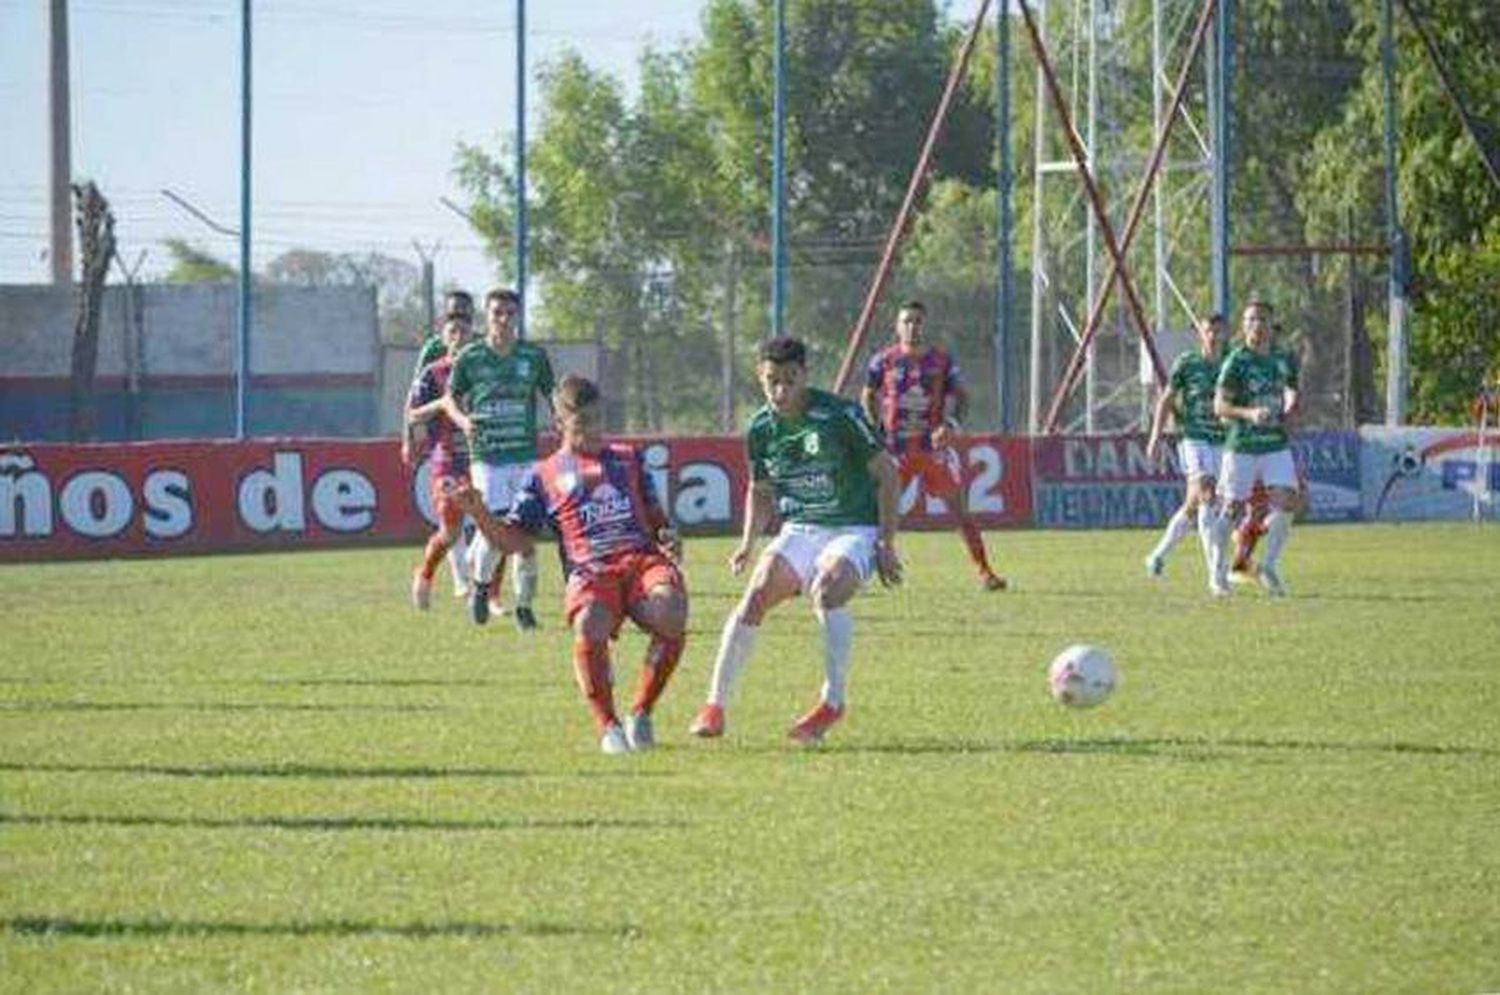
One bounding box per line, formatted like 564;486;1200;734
2;428;1496;562
0;284;380;441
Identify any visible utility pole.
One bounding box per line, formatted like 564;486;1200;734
412;240;440;334
49;0;73;284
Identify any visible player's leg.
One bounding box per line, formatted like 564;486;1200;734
413;476;463;609
1255;450;1299;596
623;562;688;751
1212;452;1256;596
446;524;470;599
1230;482;1268;579
466;461;503;624
1190;471;1218;580
930;449;1005;590
1146;497;1195;578
501;464;540;632
568;581;629;754
691;531;807;738
787;529;875;744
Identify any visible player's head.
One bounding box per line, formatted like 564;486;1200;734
553;374;603;445
484;288;520;344
1195;312;1224;355
1241;299;1273;351
895;300;927;351
757;336;810;416
439;315;471;356
442;290;474;325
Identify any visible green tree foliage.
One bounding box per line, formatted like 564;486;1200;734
161;239;235;284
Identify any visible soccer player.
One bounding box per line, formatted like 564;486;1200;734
403;316;473;609
442;288;556;630
690;336;902;744
860;300;1005;591
1143;313;1226;586
412;290;475;377
1211;300;1301;596
447;375;686;755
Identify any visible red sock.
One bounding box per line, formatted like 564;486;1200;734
959;520;995;576
571;637;617;733
418;533;449;581
631;634;684;717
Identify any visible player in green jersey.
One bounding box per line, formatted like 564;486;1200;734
689;337;902;745
412;290;475;377
1144;314;1226;587
442;288;557;629
1211;300;1301;596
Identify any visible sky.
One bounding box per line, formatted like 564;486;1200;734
0;0;710;295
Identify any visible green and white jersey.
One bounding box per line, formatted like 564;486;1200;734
1168;351;1226;444
447;339;556;465
413;335;446;378
1216;344;1300;454
746;388;883;527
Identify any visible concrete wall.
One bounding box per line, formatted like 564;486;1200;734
1;283;379;441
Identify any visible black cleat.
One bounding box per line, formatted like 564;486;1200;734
469;581;491;625
513;605;538;632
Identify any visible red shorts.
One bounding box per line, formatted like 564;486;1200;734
564;550;684;636
895;446;963;498
427;474;465;532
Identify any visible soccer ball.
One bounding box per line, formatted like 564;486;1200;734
1047;644;1117;708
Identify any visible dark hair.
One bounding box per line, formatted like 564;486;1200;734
485;288;521;308
1206;312;1224;324
1244;298;1274;315
554;374;601;414
898;299;926;314
758;336;807;367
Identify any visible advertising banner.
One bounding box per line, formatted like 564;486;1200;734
1359;426;1500;521
1031;434;1182;528
1292;430;1362;522
0;432;1034;561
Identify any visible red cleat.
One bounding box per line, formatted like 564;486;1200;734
787;702;845;744
688;703;725;738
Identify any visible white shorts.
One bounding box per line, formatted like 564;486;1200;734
1177;439;1222;481
1221;448;1298;502
470;461;532;513
763;522;879;590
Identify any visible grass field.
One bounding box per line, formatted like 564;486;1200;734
2;523;1498;993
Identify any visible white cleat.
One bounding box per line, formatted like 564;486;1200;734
1144;554;1165;578
1256;565;1287;598
599;723;630;756
1208;577;1232;598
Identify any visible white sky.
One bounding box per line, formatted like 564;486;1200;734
0;0;709;295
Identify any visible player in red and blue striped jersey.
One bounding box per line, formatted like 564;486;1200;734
448;375;687;756
403;316;473;609
861;300;1005;591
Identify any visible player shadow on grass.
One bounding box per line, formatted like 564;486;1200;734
0;701;452;714
830;736;1499;760
1;915;639;941
0;760;676;780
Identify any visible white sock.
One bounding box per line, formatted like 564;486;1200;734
514;553;538;608
1150;506;1194;562
1262;509;1292;569
1196;503;1218;577
815;606;853;708
1210;506;1234;585
706;617;758;707
446;534;469;590
471;533;499;586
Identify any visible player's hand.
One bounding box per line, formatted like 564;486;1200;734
1145;435;1161;462
874;539;903;588
930;424;954;450
657;527;683;564
728;543;753;576
1249;406;1273;426
443;478;480;513
399;439;412;468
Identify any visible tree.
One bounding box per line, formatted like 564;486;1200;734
161;239;235;283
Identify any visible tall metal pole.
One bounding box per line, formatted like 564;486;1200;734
237;0;252;439
1208;0;1230;319
1027;0;1048;435
771;0;787;337
1381;0;1407;425
48;0;73;285
1084;0;1098;433
1148;0;1166;427
515;0;528;339
995;2;1013;432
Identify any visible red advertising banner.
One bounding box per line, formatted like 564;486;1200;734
0;434;1032;562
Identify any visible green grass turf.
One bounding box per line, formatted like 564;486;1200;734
1;523;1497;992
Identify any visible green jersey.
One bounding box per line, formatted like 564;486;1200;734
1216;344;1300;454
1168;351;1226;444
747;388;883;527
413;335;445;377
447;339;556;464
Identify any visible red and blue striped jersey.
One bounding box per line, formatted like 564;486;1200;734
407;356;469;479
864;344;963;451
503;443;667;576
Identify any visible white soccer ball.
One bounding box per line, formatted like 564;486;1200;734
1047;644;1117;708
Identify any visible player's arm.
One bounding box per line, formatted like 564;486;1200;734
444;481;534;557
1146;387;1177;461
635;452;682;562
730;479;775;576
438;389;473;436
859;386;880;430
868;452;903;587
932;382;968;450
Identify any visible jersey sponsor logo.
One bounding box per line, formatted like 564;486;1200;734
803;433;821;456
